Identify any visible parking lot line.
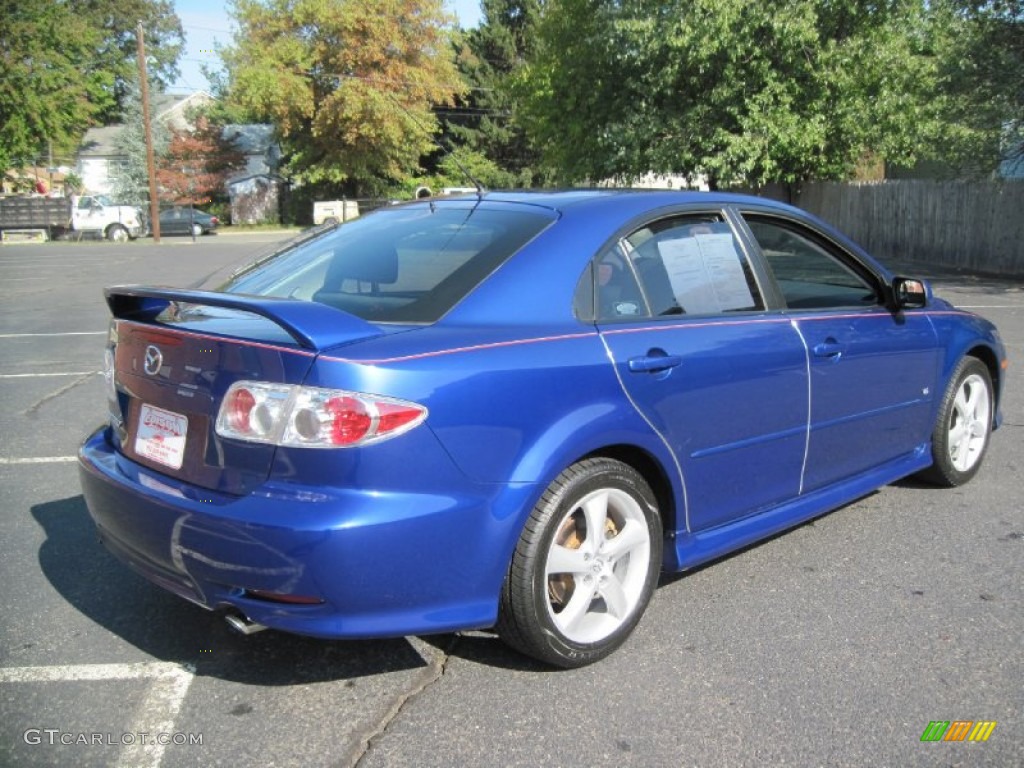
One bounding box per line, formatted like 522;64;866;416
0;332;106;338
0;371;99;378
0;661;196;768
0;456;79;465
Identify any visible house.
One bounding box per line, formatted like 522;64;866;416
77;91;215;195
222;124;284;225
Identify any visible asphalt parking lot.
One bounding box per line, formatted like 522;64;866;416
1;235;1021;767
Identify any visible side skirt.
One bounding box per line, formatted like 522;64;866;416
665;445;932;572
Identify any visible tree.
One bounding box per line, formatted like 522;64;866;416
929;1;1024;173
441;0;547;187
520;0;948;187
113;77;169;205
71;0;185;125
156;116;246;204
220;0;464;194
0;0;107;172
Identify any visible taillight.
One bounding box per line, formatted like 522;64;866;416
215;382;426;448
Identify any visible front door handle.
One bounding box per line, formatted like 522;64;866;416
628;352;683;373
812;339;846;359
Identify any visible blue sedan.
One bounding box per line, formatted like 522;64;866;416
79;191;1006;667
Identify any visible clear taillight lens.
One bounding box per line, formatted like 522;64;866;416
215;381;427;448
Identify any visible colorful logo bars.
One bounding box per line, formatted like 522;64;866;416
920;721;997;742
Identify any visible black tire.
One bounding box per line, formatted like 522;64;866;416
106;224;129;242
918;357;994;487
497;457;662;668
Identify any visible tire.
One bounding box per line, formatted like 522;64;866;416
191;223;203;237
497;457;662;668
323;216;339;226
106;224;129;242
918;357;994;487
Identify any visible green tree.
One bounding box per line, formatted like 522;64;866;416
442;0;547;186
521;0;948;187
0;0;107;172
930;1;1023;173
71;0;185;125
220;0;464;194
113;78;169;205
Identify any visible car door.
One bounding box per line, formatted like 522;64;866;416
593;211;809;533
740;211;941;493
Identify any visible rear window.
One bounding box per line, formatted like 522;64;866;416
219;204;554;323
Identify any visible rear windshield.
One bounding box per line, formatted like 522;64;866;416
219;204;554;323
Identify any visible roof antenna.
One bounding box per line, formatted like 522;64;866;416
385;92;486;200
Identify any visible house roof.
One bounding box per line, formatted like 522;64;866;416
222;124;276;155
79;126;124;157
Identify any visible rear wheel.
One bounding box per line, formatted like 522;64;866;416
106;224;129;242
191;223;203;237
497;458;662;668
919;357;993;487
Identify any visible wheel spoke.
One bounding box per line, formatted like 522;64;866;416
580;491;610;555
546;543;589;577
598;575;629;619
600;519;648;564
553;579;598;634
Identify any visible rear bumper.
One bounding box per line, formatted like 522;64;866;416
78;426;537;638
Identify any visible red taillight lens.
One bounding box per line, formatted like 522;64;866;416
226;387;255;432
216;382;427;448
325;396;372;445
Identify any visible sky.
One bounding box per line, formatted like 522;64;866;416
170;0;483;94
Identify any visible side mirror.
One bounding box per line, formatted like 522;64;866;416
892;276;930;309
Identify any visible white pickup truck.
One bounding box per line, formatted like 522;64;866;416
0;194;146;241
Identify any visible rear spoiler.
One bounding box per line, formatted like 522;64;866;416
105;286;384;351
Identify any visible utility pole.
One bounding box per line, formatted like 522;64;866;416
137;22;160;242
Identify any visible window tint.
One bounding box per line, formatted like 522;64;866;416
220;205;554;323
594;214;763;321
745;217;879;309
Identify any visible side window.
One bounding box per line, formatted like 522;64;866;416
595;214;764;321
745;217;880;309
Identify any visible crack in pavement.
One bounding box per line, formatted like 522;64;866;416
22;371;97;416
345;636;457;768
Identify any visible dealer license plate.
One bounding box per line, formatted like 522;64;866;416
135;403;188;470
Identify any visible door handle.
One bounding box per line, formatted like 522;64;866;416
628;353;683;373
812;339;846;358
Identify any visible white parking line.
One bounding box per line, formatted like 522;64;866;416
0;456;78;464
0;332;106;338
0;661;196;768
0;371;100;378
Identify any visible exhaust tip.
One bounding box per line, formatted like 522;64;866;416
224;612;268;636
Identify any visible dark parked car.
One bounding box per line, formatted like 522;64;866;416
158;206;219;236
79;191;1006;667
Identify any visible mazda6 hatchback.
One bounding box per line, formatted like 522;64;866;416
79;191;1006;667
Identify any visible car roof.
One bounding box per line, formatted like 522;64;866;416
438;189;794;215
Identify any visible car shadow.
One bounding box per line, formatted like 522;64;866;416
32;495;430;683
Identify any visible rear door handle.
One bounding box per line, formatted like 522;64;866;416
628;353;683;373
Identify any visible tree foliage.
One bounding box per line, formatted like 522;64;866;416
71;0;185;125
0;0;107;171
442;0;547;187
156;117;246;204
221;0;464;193
521;0;950;186
113;78;169;205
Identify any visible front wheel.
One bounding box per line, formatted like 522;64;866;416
105;224;129;242
918;357;994;487
497;458;662;668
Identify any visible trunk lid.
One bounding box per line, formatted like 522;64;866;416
106;286;386;494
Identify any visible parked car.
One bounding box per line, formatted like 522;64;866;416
79;191;1006;667
158;206;219;236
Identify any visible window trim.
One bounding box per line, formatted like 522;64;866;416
736;208;887;312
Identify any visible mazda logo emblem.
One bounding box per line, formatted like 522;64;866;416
143;345;163;376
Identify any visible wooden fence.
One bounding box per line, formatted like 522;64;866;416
793;180;1024;278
